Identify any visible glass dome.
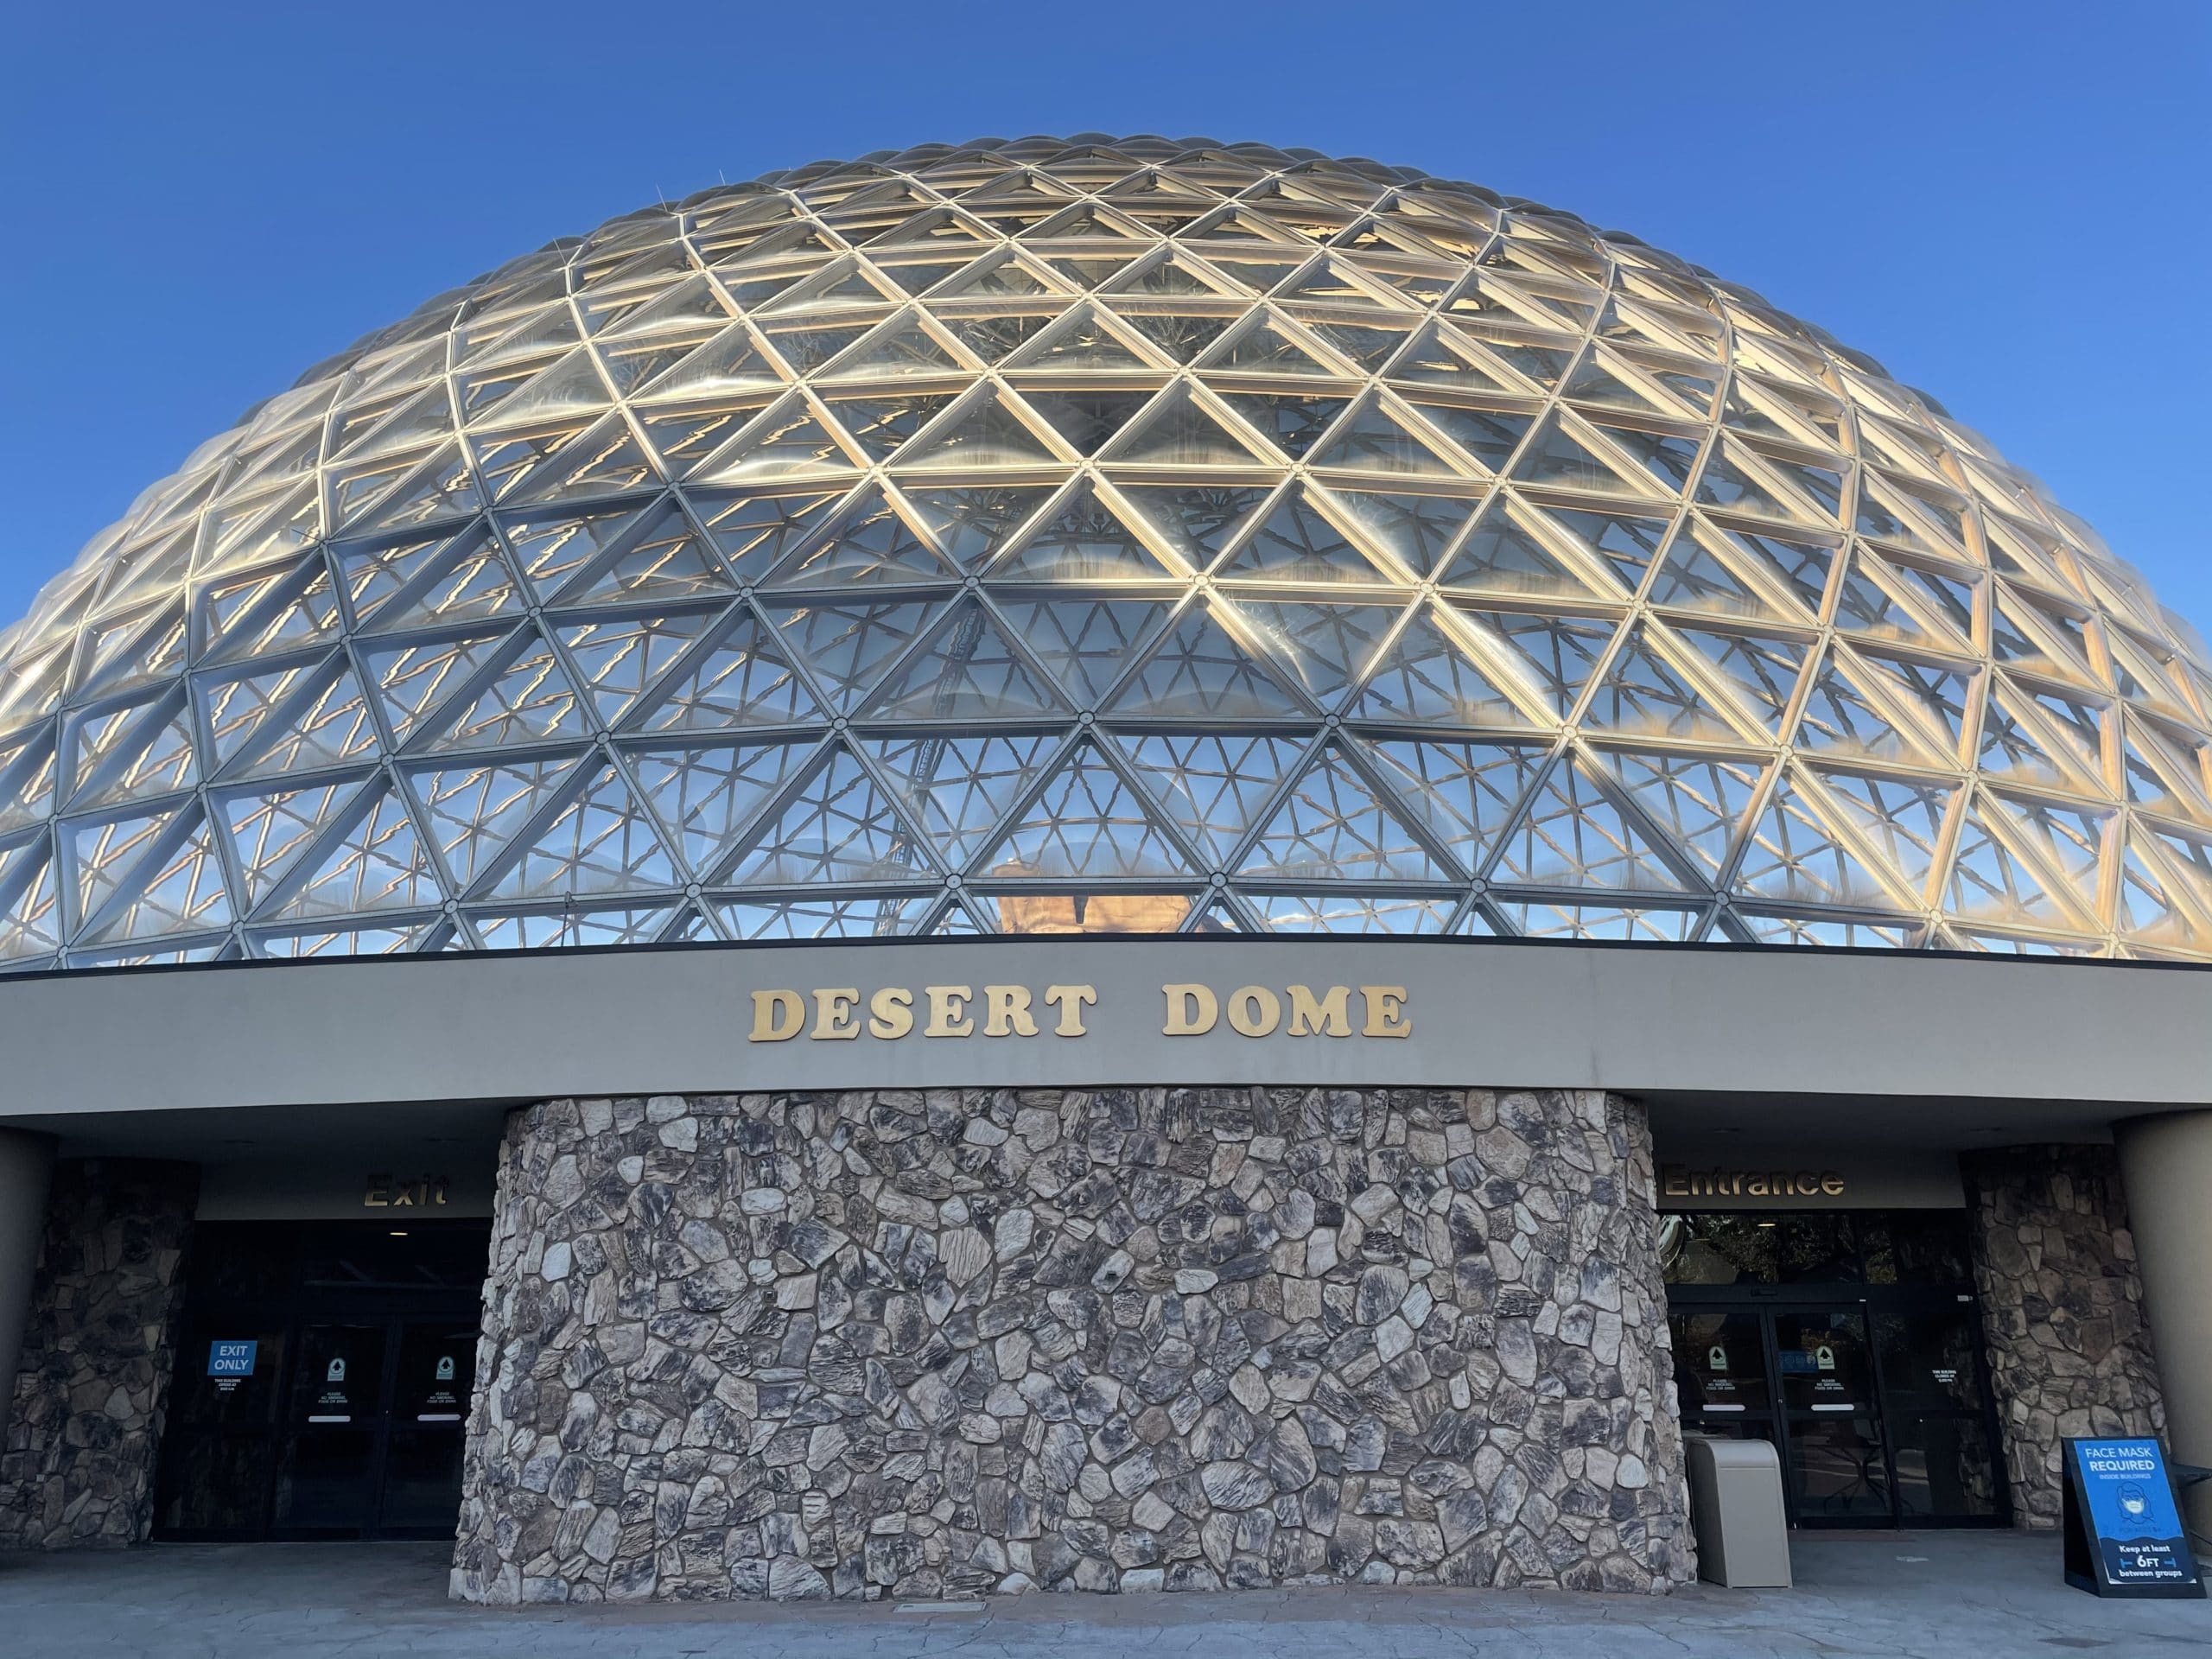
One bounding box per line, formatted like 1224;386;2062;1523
2;135;2209;969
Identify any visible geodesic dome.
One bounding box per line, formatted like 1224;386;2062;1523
3;134;2210;970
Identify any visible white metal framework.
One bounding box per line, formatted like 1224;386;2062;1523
2;135;2209;969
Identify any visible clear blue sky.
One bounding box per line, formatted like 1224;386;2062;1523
3;1;2205;632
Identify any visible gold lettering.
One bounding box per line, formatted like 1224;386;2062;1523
868;987;913;1040
363;1173;391;1208
1360;985;1412;1038
1662;1166;1688;1198
1043;984;1096;1038
1745;1173;1770;1197
749;988;804;1042
925;985;974;1038
984;984;1038;1038
433;1176;450;1207
1795;1170;1819;1198
1287;984;1351;1038
810;988;861;1040
1226;985;1281;1037
1821;1173;1845;1197
1162;983;1218;1036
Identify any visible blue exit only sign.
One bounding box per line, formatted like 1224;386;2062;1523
207;1340;257;1377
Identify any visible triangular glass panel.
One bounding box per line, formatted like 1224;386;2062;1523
1493;899;1705;942
998;301;1156;372
64;693;196;812
1309;321;1415;374
1116;731;1308;868
1111;483;1271;571
1943;798;2075;926
1218;391;1353;461
77;806;234;944
631;323;785;403
631;604;821;732
1363;737;1549;874
1560;353;1676;418
861;599;1070;720
928;309;1057;365
1974;683;2084;792
1790;648;1929;763
982;741;1201;880
1306;397;1459;476
1341;601;1532;728
499;502;657;599
1579;622;1744;742
1115;309;1234;365
358;630;512;745
2117;827;2210;950
1228;598;1402;710
1529;506;1673;597
1384;321;1526;396
1435;503;1592;598
1325;487;1480;580
820;391;962;465
0;728;58;836
1851;649;1980;764
763;484;954;588
1690;520;1835;618
697;397;860;483
266;783;442;918
1986;790;2109;906
626;738;812;875
1015;386;1161;457
865;731;1065;870
892;386;1063;470
989;596;1175;707
218;658;383;781
486;416;658;506
1216;487;1394;584
1832;547;1942;646
478;349;610;427
1730;768;1904;908
1195;311;1342;378
1509;416;1649;497
219;776;371;907
419;629;590;752
756;320;878;377
1236;742;1447;881
468;903;678;951
557;611;719;727
1103;599;1313;719
0;836;62;961
718;892;937;940
1669;627;1810;735
489;762;679;899
554;501;737;607
405;752;587;894
2120;715;2211;817
1245;893;1456;935
987;484;1178;582
722;742;936;884
899;484;1058;572
1101;385;1268;466
1600;750;1766;880
1491;755;1688;890
1697;444;1815;524
67;805;180;932
766;596;946;713
1396;402;1532;475
690;487;846;582
812;310;965;381
1451;607;1618;721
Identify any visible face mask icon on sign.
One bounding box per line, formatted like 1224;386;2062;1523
436;1356;455;1381
2120;1483;2151;1520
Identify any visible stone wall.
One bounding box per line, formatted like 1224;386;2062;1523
0;1159;199;1548
453;1086;1691;1604
1961;1144;2164;1529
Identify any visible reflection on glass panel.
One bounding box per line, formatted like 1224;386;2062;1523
995;890;1194;934
1659;1213;1778;1285
1875;1307;1987;1411
1891;1414;2004;1519
1777;1212;1860;1283
1669;1310;1770;1414
6;139;2209;970
1773;1310;1877;1414
158;1433;275;1535
1787;1414;1892;1522
1861;1211;1974;1286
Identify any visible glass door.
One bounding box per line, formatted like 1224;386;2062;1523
378;1321;479;1533
1773;1308;1890;1524
274;1322;391;1535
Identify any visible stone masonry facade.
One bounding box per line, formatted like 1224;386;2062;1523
453;1086;1692;1604
0;1159;198;1548
1962;1144;2164;1529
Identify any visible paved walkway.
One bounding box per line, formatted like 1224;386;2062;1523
2;1529;2207;1656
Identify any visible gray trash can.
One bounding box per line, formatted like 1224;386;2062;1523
1682;1433;1793;1588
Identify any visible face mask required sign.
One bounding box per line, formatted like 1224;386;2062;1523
2063;1437;2204;1598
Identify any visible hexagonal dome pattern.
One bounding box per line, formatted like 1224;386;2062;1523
3;135;2211;969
